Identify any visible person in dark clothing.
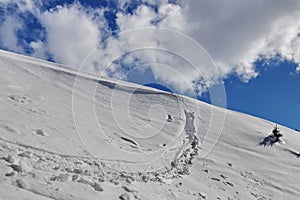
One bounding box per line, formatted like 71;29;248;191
167;114;172;122
272;124;283;142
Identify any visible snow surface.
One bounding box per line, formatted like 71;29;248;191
0;50;300;200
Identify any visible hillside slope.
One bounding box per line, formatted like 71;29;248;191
0;50;299;200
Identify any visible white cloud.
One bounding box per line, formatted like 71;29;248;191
157;3;188;32
29;40;46;58
0;1;108;68
0;0;43;55
107;0;300;94
0;16;23;53
40;4;106;68
181;0;300;81
108;2;205;94
116;5;156;31
296;65;300;73
18;0;38;13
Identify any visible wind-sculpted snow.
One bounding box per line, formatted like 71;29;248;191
1;50;300;199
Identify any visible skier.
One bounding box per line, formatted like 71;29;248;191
272;124;283;142
167;114;172;122
272;124;279;136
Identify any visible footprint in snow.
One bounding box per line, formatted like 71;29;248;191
34;129;48;136
91;182;104;192
5;171;16;177
119;193;134;200
18;151;32;159
198;192;207;199
16;179;28;189
7;94;31;104
2;155;15;163
50;174;71;182
122;185;138;193
10;164;23;173
1;125;18;134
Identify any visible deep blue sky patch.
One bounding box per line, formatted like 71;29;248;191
225;59;300;131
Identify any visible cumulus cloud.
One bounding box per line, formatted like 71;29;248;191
116;5;156;30
108;2;203;94
182;0;300;81
0;0;300;96
108;0;300;94
0;1;108;67
29;40;46;58
40;4;106;67
0;16;23;53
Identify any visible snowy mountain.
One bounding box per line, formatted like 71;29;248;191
0;50;299;200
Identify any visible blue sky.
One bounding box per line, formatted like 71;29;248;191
224;60;300;131
0;0;299;131
196;59;300;131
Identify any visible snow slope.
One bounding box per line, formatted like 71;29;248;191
0;50;300;200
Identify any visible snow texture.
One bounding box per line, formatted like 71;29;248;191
0;50;300;199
